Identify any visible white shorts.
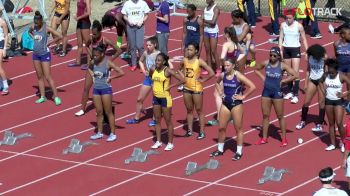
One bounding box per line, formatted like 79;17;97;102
346;155;350;177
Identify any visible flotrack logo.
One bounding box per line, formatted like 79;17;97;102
283;7;342;17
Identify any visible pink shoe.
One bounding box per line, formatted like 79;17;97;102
256;138;268;145
280;139;288;147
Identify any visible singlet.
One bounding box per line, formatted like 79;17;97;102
0;25;4;41
223;71;242;103
145;51;160;71
226;42;240;60
282;21;301;48
33;24;49;55
325;73;342;100
77;0;89;22
308;56;324;80
152;67;170;98
55;0;66;14
203;4;219;34
233;22;248;45
93;58;111;89
264;62;283;91
335;41;350;67
184;58;203;92
185;16;200;42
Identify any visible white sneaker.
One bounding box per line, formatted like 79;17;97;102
328;23;335;34
164;143;174;151
325;145;336;151
106;133;117;142
291;96;299;104
90;132;103;140
75;109;85;116
151;141;162;149
296;121;306;130
311;124;323;132
284;93;293;100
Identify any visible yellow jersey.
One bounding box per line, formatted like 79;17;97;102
184;58;203;92
55;0;66;14
152;67;171;98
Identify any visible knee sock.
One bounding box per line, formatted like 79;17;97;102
293;80;300;96
301;106;309;122
319;108;326;125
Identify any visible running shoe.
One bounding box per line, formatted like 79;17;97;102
75;109;85;116
90;132;103;140
106;133;117;142
284;93;293;100
54;97;62;106
185;130;193;137
35;96;47;104
1;88;9;95
256;138;268;145
210;150;223;157
296;121;306;130
280;139;288;147
325;145;336;151
126;119;139;124
232;153;242;161
207;120;218;126
151;141;162;149
130;65;137;71
291;96;299;104
164;143;174;151
197;131;205;140
311;124;323;132
148;120;156;127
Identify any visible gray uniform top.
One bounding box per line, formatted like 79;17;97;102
308;56;324;81
33;24;49;55
93;58;112;89
145;51;160;71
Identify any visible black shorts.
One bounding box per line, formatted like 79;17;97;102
222;99;243;111
0;40;4;49
283;47;301;59
54;12;70;20
183;88;203;95
310;79;320;86
77;19;91;29
262;87;283;99
325;98;344;106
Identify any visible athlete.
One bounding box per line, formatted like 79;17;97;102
179;42;214;139
50;0;70;56
255;47;297;146
150;53;185;151
210;58;256;160
279;10;308;104
75;20;122;116
89;43;125;142
30;11;63;105
296;44;326;132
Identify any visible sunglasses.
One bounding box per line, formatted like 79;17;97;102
270;54;278;58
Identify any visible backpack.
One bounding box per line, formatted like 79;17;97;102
21;28;33;51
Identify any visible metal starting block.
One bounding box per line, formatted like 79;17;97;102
258;166;289;184
0;130;32;145
185;159;219;176
124;147;160;164
62;139;98;154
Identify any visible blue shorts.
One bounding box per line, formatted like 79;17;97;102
262;88;283;99
32;52;51;62
204;32;218;38
338;65;350;73
153;96;172;107
143;76;153;86
93;87;113;96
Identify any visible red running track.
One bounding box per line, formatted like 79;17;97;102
0;12;347;195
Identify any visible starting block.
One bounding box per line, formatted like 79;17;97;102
185;159;219;176
124;147;159;164
0;130;32;146
62;139;98;154
258;166;289;184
